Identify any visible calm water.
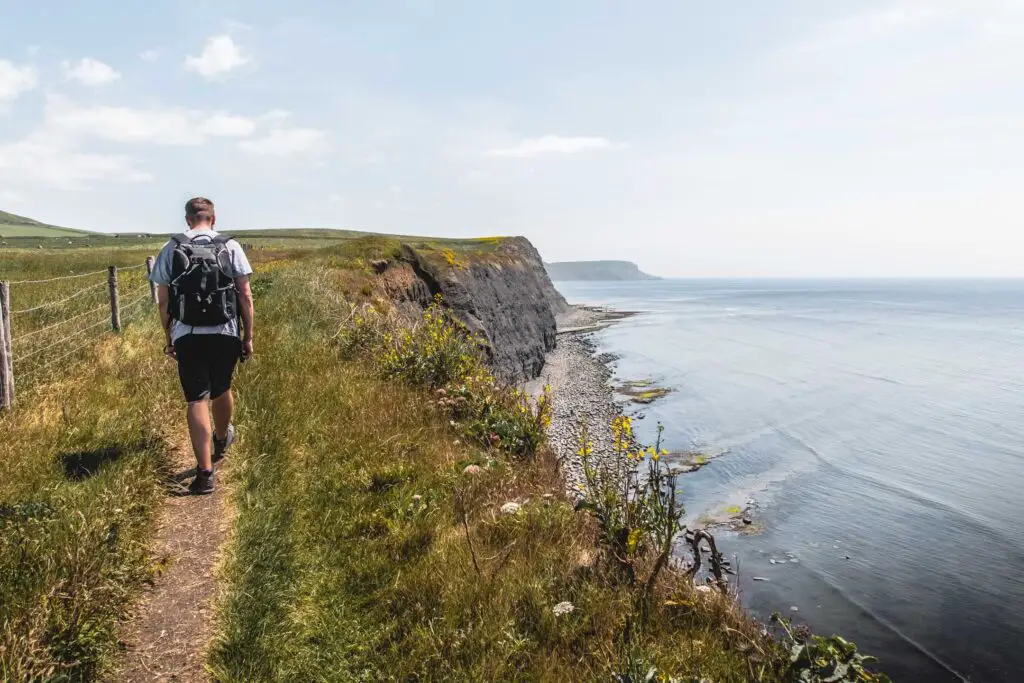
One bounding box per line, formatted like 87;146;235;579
555;279;1024;683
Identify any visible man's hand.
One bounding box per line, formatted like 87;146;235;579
241;339;254;362
164;342;176;359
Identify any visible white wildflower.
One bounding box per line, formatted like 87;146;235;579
552;601;575;617
500;502;521;515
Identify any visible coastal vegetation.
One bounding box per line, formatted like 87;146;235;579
1;233;890;681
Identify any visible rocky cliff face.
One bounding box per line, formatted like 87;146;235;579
379;237;569;383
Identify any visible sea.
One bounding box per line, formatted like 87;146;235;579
553;279;1024;683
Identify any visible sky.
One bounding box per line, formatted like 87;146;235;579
1;0;1023;277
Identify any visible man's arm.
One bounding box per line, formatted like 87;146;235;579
156;284;175;356
235;275;254;357
150;242;175;356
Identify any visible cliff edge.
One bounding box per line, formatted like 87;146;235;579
378;236;570;382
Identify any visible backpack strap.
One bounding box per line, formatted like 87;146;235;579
170;233;191;245
212;234;234;245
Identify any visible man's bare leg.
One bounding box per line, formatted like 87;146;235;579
212;390;233;441
186;399;214;471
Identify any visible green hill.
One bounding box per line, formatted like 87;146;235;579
545;259;659;281
0;210;92;238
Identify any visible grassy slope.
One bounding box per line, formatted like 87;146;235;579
0;210;92;238
208;246;781;682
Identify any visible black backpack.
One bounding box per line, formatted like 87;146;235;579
168;233;238;326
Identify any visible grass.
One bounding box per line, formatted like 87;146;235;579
0;237;882;682
0;225;91;238
207;250;786;682
0;247;180;679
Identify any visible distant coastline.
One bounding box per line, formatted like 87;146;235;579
544;260;659;281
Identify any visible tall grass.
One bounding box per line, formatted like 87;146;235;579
0;248;180;681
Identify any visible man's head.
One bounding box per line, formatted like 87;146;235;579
185;197;216;229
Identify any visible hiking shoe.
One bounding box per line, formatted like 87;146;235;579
189;468;215;495
213;424;236;463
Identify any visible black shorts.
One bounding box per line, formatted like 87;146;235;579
174;334;242;403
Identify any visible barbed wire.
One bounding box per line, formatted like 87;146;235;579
13;288;154;376
124;291;152;307
119;293;153;317
14;316;112;362
7;268;111;286
12;281;108;315
15;302;111;341
4;265;155;390
7;263;148;286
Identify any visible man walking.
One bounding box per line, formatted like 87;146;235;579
150;197;254;494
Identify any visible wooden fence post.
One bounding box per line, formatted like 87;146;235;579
145;256;157;304
108;266;121;332
0;281;11;410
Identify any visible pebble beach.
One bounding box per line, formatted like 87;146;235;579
527;306;628;492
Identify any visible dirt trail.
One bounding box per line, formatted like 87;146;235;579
115;447;232;683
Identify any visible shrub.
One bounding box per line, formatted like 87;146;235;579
774;615;892;683
378;300;482;389
439;379;552;459
342;297;552;460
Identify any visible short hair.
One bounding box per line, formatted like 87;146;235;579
185;197;215;224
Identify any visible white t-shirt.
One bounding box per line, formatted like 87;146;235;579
149;229;253;343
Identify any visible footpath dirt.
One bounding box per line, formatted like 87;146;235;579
114;445;231;683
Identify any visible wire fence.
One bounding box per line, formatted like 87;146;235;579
8;267;111;285
0;258;157;409
11;280;108;315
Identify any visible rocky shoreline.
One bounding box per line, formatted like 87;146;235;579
527;306;630;492
530;305;758;532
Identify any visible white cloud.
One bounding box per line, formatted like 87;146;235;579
184;35;251;80
198;113;258;137
238;127;328;156
0;134;152;191
44;95;258;146
140;49;160;62
0;60;38;104
0;96;268;191
488;135;619;158
62;58;121;87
